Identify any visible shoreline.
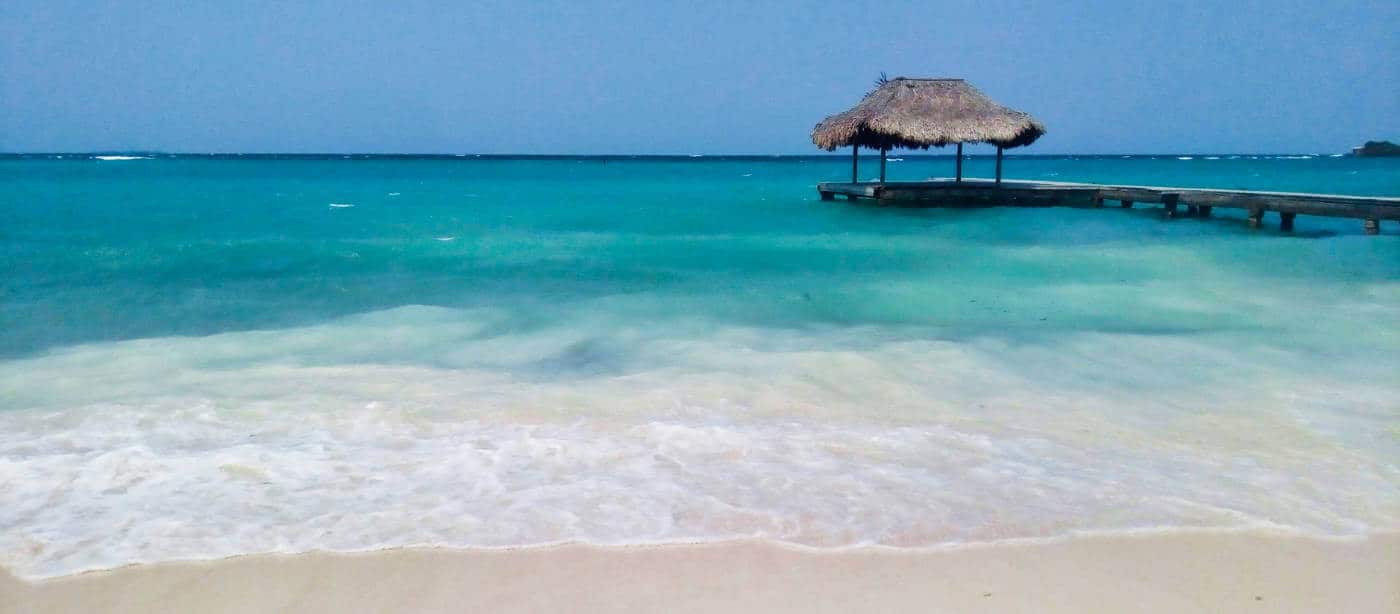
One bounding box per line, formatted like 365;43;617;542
4;531;1396;613
5;524;1390;583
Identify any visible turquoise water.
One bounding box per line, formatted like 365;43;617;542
4;155;1397;356
1;155;1398;578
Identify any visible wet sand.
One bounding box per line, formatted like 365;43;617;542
3;532;1396;614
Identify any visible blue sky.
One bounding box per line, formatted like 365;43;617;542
1;1;1396;154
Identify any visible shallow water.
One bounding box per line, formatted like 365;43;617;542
1;154;1398;578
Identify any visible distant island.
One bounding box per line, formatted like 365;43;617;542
1352;140;1400;156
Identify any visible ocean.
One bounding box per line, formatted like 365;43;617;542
1;154;1397;579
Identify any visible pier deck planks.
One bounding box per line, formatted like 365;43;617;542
817;179;1399;232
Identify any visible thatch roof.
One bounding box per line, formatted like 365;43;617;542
811;78;1045;151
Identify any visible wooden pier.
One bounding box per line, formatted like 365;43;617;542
817;179;1399;234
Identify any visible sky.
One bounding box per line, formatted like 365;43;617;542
1;1;1396;154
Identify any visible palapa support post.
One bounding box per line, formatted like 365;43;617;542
879;148;888;182
1162;193;1180;218
1248;207;1265;228
851;145;859;183
995;146;1004;185
955;143;964;183
1280;212;1296;231
1120;199;1133;208
1364;218;1380;235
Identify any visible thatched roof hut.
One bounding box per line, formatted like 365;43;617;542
812;77;1045;183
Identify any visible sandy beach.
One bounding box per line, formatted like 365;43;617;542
5;1;1398;613
3;531;1395;614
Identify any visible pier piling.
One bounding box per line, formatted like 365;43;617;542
1280;212;1296;231
1248;207;1265;228
1364;218;1380;235
1163;193;1180;218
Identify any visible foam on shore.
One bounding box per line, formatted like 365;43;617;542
1;305;1396;580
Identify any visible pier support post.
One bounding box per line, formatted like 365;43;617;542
1198;205;1212;217
851;145;859;183
1163;193;1180;218
995;146;1004;185
955;143;963;183
879;148;887;182
1364;218;1379;235
1186;205;1199;216
1120;200;1133;208
1280;212;1296;231
1092;196;1104;208
820;191;835;201
1248;207;1264;228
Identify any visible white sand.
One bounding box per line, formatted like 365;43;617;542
3;532;1396;613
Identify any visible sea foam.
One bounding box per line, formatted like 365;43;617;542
1;305;1395;580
